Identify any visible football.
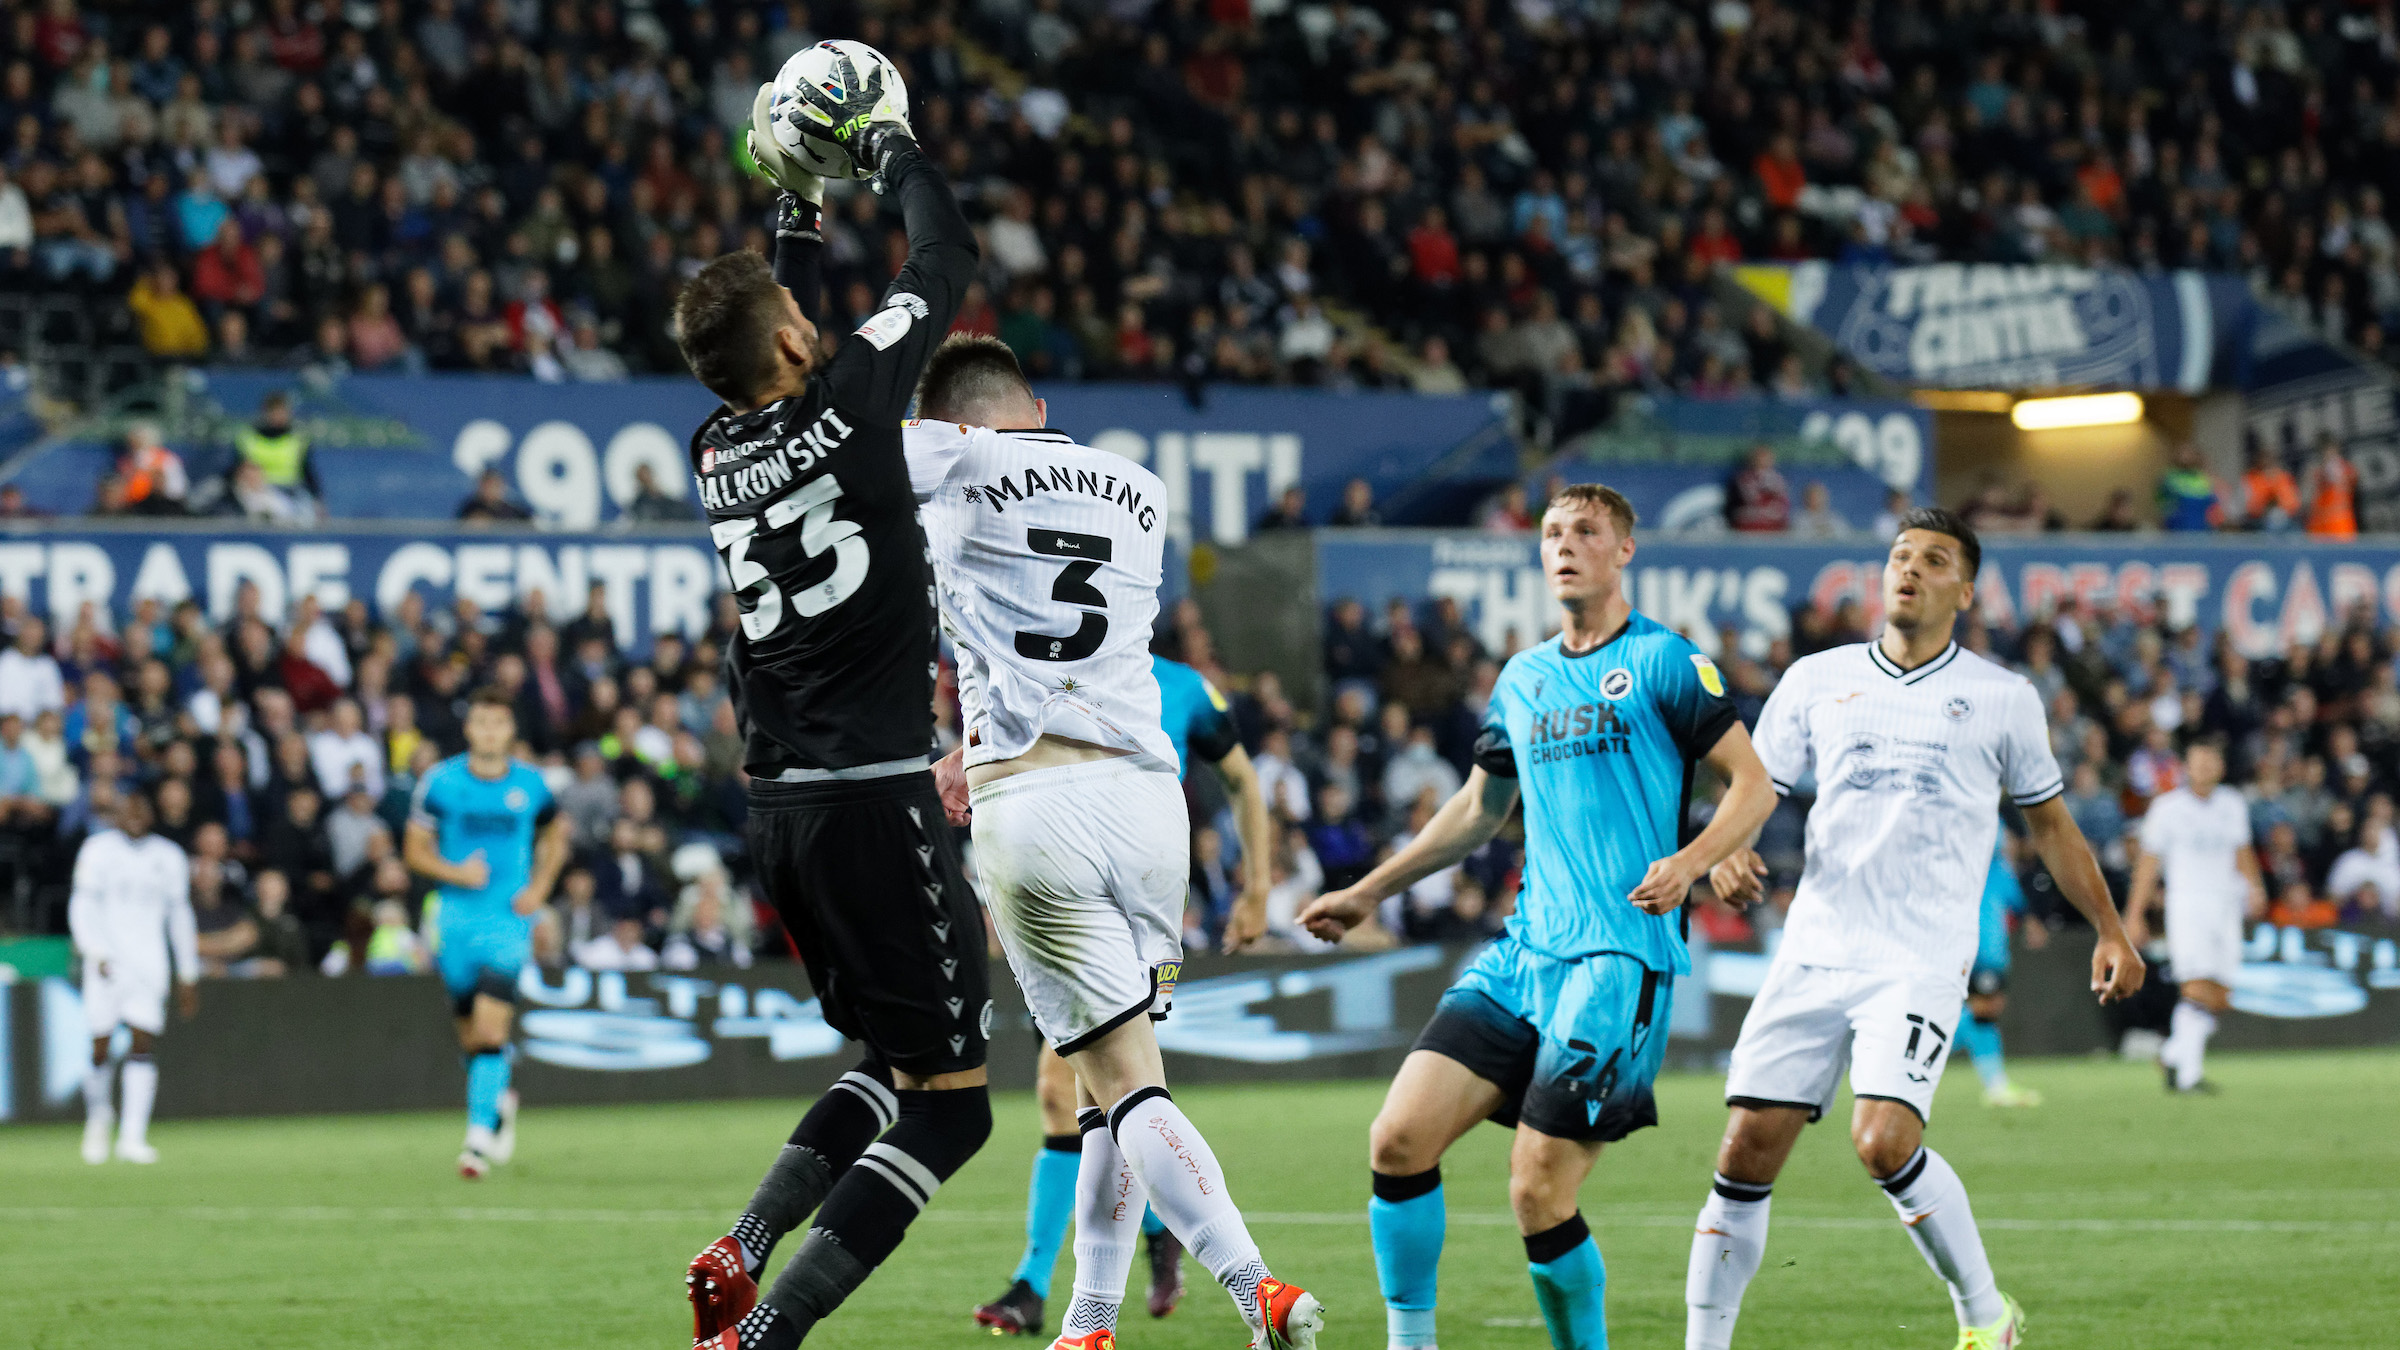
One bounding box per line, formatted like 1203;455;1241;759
768;39;909;180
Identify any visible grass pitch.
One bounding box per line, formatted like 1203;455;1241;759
3;1050;2394;1348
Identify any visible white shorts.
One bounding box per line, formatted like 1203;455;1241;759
2166;898;2245;987
971;757;1189;1054
1723;959;1968;1124
83;957;169;1036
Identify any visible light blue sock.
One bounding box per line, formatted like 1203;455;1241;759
1011;1137;1082;1298
465;1051;508;1131
1371;1169;1445;1347
1141;1205;1166;1238
1956;1007;2007;1089
1526;1216;1606;1350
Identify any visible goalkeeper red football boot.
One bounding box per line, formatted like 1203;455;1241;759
686;1236;757;1345
1143;1228;1185;1318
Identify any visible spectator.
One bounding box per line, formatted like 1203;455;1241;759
2302;435;2360;538
457;467;532;524
2156;444;2224;532
250;869;311;976
1790;482;1851;538
1329;478;1381;528
1381;726;1462;815
363;898;432;975
623;463;696;524
1479;484;1534;534
2240;445;2301;532
1256;485;1309;532
1725;444;1790;532
127;260;210;358
1303;782;1375;892
232;392;319;507
0;618;64;722
575;915;661;972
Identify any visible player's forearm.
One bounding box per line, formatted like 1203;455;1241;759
884;138;977;301
2031;816;2128;938
1213;750;1274;896
525;823;571;905
403;832;475;888
1348;776;1509;902
1676;759;1777;874
773;191;823;323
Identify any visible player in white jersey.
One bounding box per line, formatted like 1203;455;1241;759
2125;739;2263;1093
910;335;1319;1350
1683;509;2144;1350
67;791;198;1165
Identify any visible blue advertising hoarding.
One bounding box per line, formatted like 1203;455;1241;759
0;522;716;655
1317;531;2400;660
1545;397;1930;532
1736;263;2242;392
2;374;1516;545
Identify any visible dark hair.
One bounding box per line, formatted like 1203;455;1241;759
916;334;1035;423
673;250;792;406
468;685;517;712
1544;482;1638;539
1894;506;1981;579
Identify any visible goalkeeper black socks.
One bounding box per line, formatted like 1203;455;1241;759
738;1084;993;1349
731;1059;897;1274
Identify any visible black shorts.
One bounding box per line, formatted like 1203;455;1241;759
747;771;991;1076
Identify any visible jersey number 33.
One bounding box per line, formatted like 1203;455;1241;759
711;475;869;639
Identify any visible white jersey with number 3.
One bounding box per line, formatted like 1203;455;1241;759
905;421;1175;773
1753;641;2064;979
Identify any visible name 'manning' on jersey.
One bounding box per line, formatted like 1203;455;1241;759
1473;611;1740;975
904;421;1176;774
1754;641;2064;979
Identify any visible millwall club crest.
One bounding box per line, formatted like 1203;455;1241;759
504;787;530;812
1943;696;1973;721
1600;668;1633;700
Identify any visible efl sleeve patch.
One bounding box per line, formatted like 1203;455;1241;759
1691;653;1725;698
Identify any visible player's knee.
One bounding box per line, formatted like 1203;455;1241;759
1851;1117;1918;1176
1506;1164;1576;1229
1714;1120;1779;1183
1369;1109;1440;1175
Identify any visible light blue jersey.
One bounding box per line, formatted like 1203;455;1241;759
1153;654;1239;780
410;755;554;1002
1473;612;1740;975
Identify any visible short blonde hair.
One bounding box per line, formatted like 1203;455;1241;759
1544;482;1637;538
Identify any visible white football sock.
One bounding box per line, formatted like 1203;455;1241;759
1108;1088;1271;1328
2170;1001;2217;1087
1060;1111;1144;1337
118;1056;158;1148
1686;1174;1772;1350
84;1060;114;1121
1879;1148;2005;1327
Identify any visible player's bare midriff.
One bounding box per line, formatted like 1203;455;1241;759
964;733;1134;788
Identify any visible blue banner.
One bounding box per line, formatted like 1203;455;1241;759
1737;263;2241;392
1545;397;1929;532
2;374;1516;542
1317;531;2400;660
0;522;716;656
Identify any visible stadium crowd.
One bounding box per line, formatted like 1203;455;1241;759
10;0;2400;425
6;485;2394;978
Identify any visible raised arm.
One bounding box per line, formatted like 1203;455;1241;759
817;135;977;425
2021;795;2145;1002
1299;768;1520;942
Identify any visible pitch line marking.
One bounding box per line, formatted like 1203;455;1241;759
0;1206;2392;1235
